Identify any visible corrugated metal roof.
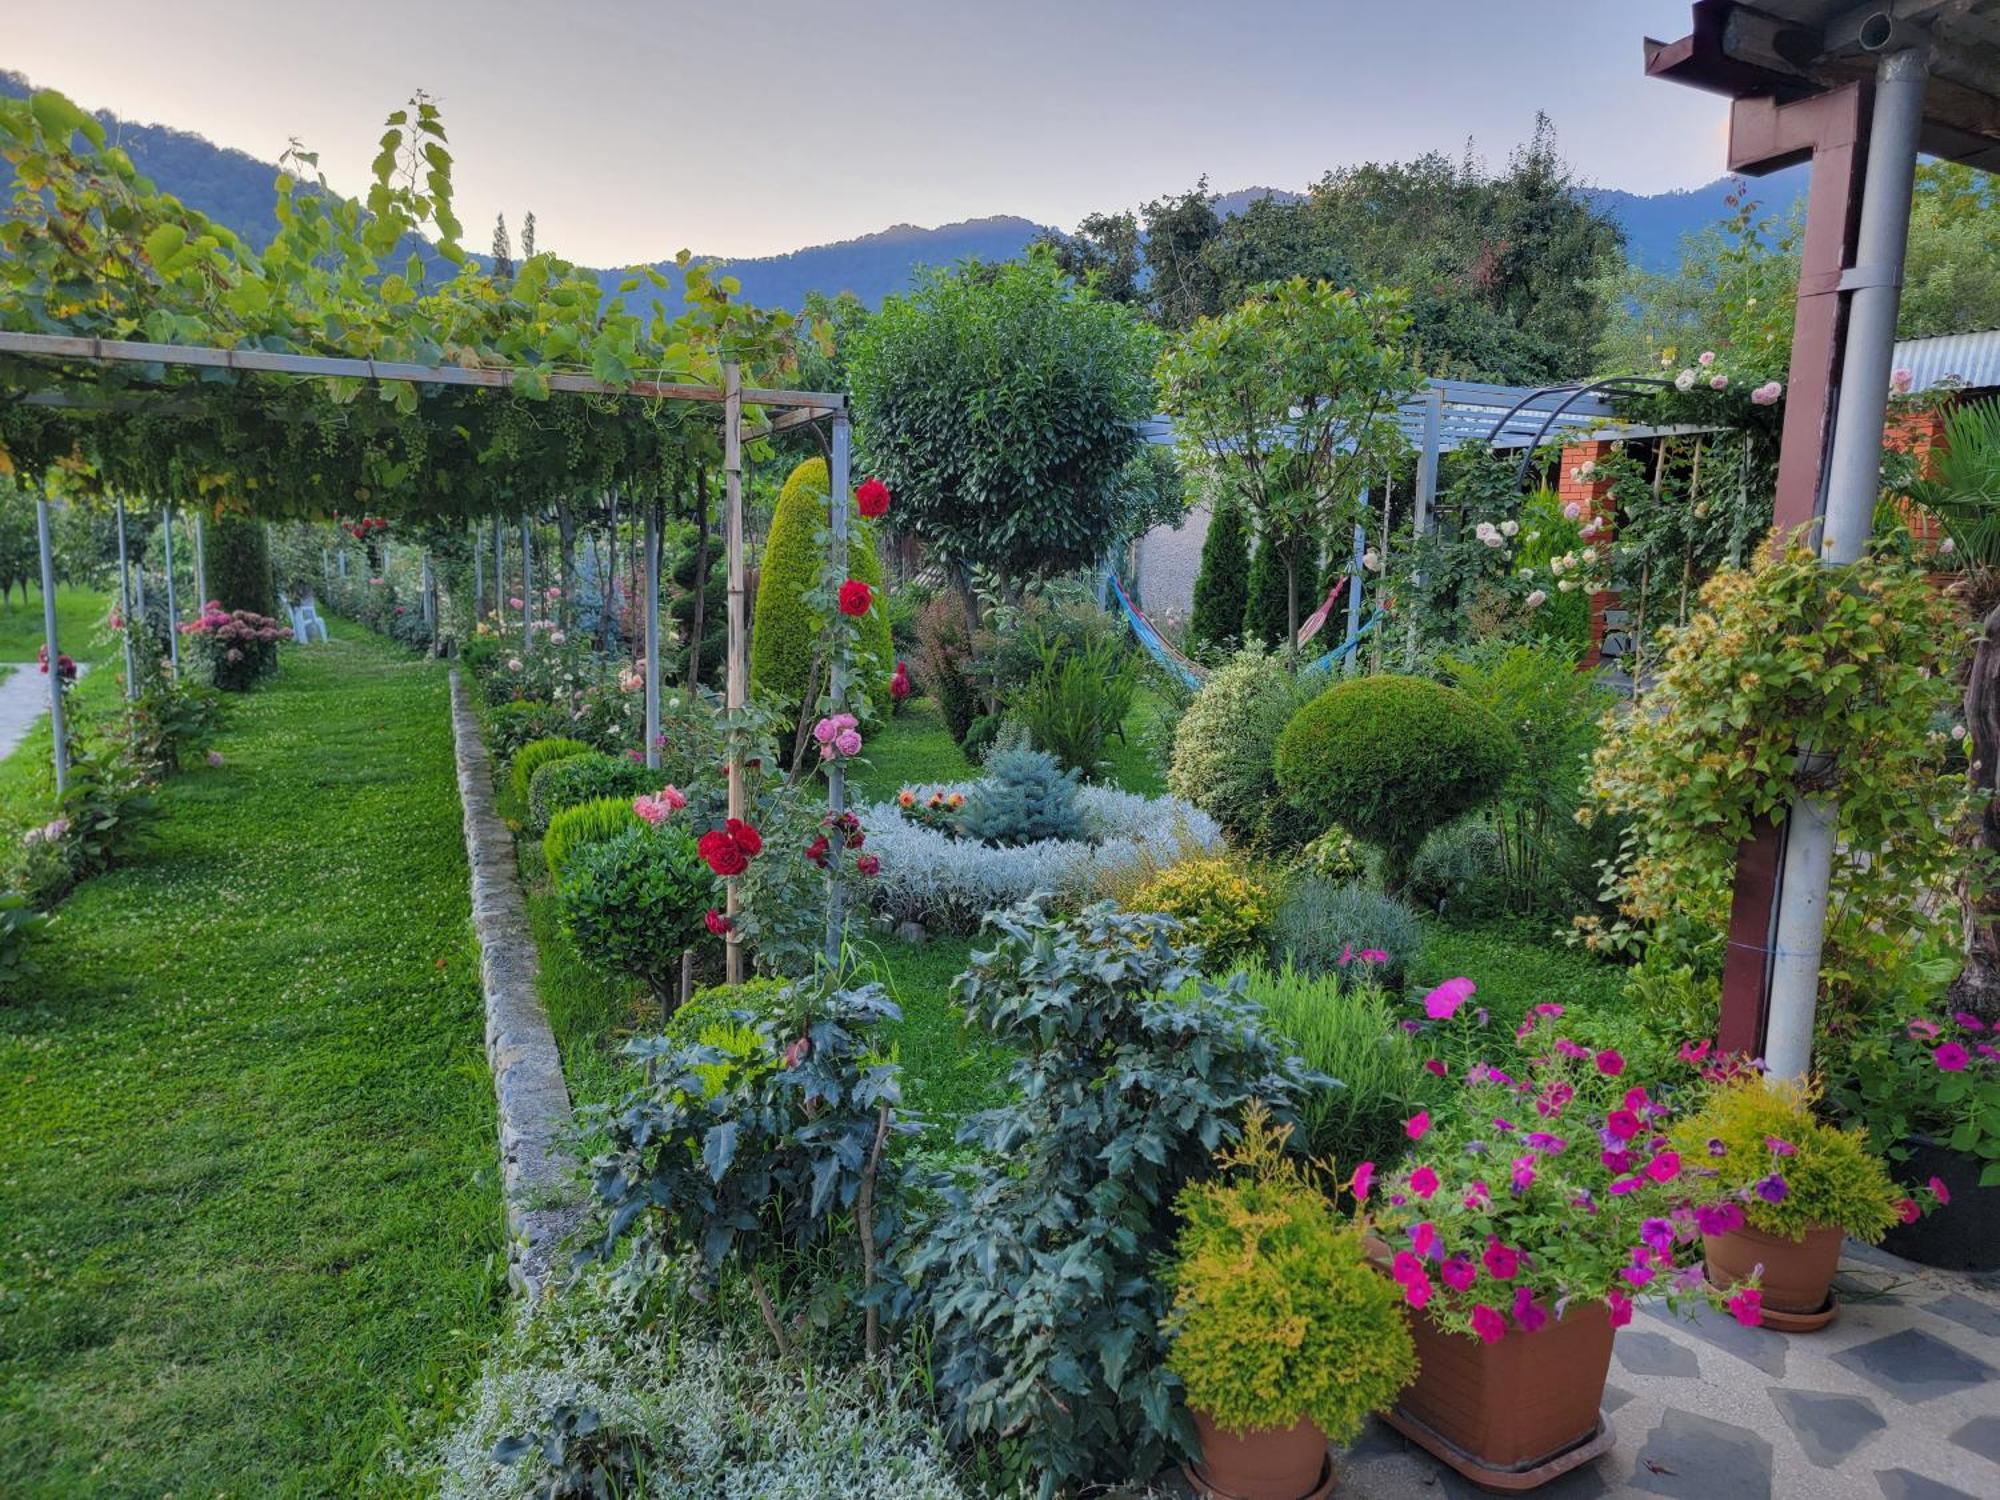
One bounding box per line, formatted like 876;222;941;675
1893;328;2000;394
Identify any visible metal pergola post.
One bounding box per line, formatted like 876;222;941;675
1344;516;1365;673
1762;44;1928;1084
115;497;136;700
35;492;69;793
825;412;852;965
521;518;535;653
493;516;506;631
162;502;180;672
1409;385;1443;668
644;500;662;773
723;361;746;985
192;510;207;607
472;519;484;616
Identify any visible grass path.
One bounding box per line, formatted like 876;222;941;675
0;627;505;1497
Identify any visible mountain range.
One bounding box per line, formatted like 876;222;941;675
1;69;1806;319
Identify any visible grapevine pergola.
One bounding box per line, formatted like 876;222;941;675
0;87;867;982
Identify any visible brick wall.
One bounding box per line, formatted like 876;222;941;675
1556;439;1621;667
1885;407;1948;545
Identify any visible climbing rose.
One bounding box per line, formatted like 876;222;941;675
837;579;873;616
704;908;731;936
1751;380;1783;405
508;596;524;609
1891;367;1914;393
856;477;890;518
698;829;748;876
1698;350;1717;367
1525;588;1548;609
856;852;881;877
724;818;762;857
806;834;831;867
632;794;669;828
1674;369;1697;392
507;658;524;673
1709;373;1729;391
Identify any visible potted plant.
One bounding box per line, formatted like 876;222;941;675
1164;1105;1416;1500
1371;991;1752;1490
1827;1008;2000;1271
1671;1076;1901;1328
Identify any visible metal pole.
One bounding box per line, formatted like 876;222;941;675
723;362;746;984
521;518;535;653
115;497;137;700
1409;385;1442;668
192;510;207;607
36;494;69;794
1761;44;1926;1085
493;515;506;631
163;503;181;672
826;413;852;964
472;520;484;616
644;500;661;772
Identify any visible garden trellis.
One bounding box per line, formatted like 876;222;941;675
0;87;874;982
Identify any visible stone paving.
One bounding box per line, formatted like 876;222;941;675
1148;1242;1999;1499
0;660;79;762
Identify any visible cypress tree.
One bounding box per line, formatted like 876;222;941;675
206;514;275;615
1187;494;1251;654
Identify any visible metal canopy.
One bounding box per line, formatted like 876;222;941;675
1646;0;2000;172
1140;376;1648;457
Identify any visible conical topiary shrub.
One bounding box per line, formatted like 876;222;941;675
748;457;893;727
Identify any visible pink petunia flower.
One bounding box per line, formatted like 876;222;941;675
1512;1285;1548;1333
1409;1166;1439;1201
1406;1111;1432;1141
1470;1305;1506;1345
1404;1273;1433;1310
1929;1175;1952;1207
1605;1289;1634;1327
1351;1162;1375;1201
1935;1042;1970;1071
1440;1255;1477;1292
1424;976;1476;1020
1482;1241;1520;1280
1727;1287;1763;1326
1645;1151;1682;1184
1594;1049;1625;1077
1411;1221;1438;1258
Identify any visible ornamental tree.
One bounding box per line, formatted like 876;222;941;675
847;254;1157;606
1159;278;1418;648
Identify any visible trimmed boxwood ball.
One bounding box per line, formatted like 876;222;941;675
748;456;894;729
527;752;653;835
508;736;592;804
558;825;713;1004
1275;674;1516;894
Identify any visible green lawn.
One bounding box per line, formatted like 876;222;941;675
0;627;506;1497
848;692;1167;803
0;665;122;828
1410;914;1628;1028
0;584;111;662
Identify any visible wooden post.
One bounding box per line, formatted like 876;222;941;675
644;499;662;772
36;493;69;793
724;362;746;985
163;502;181;672
115;497;137;701
825;412;852;965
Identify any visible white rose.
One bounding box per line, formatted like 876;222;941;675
1675;370;1697;392
1501;519;1519;537
1525;589;1548;609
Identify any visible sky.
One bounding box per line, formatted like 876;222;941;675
5;0;1734;267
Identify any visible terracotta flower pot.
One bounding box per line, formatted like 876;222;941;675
1187;1408;1334;1500
1389;1298;1614;1477
1703;1222;1841;1314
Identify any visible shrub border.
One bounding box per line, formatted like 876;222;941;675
448;669;583;1297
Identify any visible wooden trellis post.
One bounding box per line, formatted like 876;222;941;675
35;490;69;794
644;498;662;772
192;510;207;607
723;361;746;985
521;518;535;653
163;502;181;672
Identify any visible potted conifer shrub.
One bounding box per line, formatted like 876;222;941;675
1371;988;1757;1491
1164;1105;1416;1500
1672;1075;1902;1329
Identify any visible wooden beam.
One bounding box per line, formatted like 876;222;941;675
723;361;746;986
740;405;837;441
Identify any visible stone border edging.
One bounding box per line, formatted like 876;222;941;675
448;669;583;1298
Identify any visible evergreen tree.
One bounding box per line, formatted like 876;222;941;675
490;214;513;282
206;513;274;615
1244;520;1316;653
1188;494;1250;653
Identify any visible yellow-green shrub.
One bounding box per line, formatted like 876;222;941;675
1127;856;1276;969
543;796;641;881
748;456;893;727
1166;1107;1415;1440
1669;1078;1901;1243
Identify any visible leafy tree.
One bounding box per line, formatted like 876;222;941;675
1033;209;1143;306
205;512;274;614
1244;516;1314;650
1187;492;1250;652
848;254;1156;604
490;213;513;282
1142;180;1226;330
1159;278;1417;647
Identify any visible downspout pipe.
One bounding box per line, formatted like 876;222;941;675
1762;43;1927;1083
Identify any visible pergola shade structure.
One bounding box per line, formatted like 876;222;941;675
1646;0;2000;1077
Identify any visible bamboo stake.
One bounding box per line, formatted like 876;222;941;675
724;363;746;986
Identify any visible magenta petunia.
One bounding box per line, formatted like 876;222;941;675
1470;1304;1506;1345
1392;1251;1424;1285
1929;1175;1952;1207
1935;1042;1970;1071
1605;1289;1634;1327
1406;1110;1432;1141
1644;1151;1681;1184
1481;1241;1520;1280
1352;1161;1375;1200
1424;976;1476;1020
1605;1108;1642;1142
1594;1048;1625;1076
1423;1057;1448;1077
1695;1201;1744;1236
1727;1287;1763;1326
1512;1285;1548;1333
1440;1254;1478;1292
1411;1221;1438;1258
1409;1166;1439;1201
1403;1273;1433;1310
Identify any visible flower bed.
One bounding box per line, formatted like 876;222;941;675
856;782;1221;932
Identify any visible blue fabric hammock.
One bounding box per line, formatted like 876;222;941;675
1103;568;1380;686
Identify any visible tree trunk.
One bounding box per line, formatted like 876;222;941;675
1951;599;2000;1023
556;501;578;630
1285;556;1299;655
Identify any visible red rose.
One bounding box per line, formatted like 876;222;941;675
725;817;762;857
837;579;873;617
704;908;732;936
856;853;880;877
806;834;830;867
698;829;748;876
856;477;890;518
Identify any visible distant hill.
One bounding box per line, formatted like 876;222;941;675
1;68;1805;314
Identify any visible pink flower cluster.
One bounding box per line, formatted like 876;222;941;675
813;712;863;760
632;785;688;827
178;603;291;646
